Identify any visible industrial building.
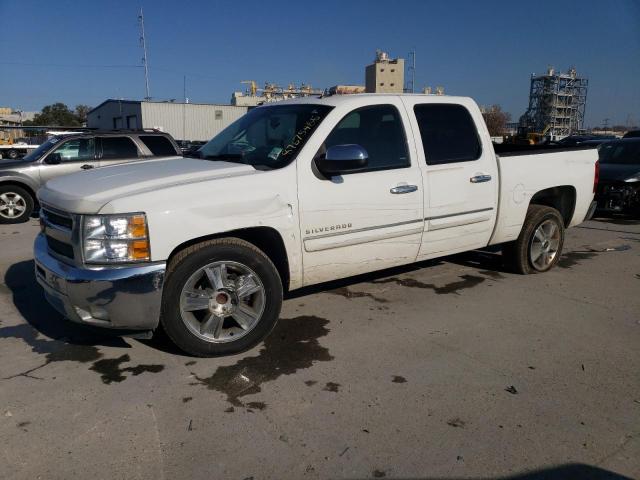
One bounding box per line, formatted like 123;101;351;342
231;81;323;107
0;108;37;141
365;50;405;93
87;100;248;142
519;67;588;140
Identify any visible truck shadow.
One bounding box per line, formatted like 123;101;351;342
592;213;639;226
2;248;508;354
286;248;508;300
347;463;632;480
1;260;129;349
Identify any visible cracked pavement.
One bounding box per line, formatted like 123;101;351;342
0;216;639;479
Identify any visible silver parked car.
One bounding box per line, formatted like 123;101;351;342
0;131;181;223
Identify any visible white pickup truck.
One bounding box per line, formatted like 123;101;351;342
34;94;599;356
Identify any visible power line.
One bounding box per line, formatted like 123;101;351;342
0;61;142;69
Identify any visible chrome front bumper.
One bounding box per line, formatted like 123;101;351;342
34;233;166;330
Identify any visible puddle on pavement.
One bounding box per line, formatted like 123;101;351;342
323;381;340;392
90;354;165;384
372;274;485;295
327;287;389;303
192;315;333;408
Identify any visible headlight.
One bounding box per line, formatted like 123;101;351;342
82;213;150;264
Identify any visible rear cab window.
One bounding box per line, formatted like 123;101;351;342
139;135;178;156
413;104;481;165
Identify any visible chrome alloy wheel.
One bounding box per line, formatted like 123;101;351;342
529;219;561;271
0;192;27;219
179;261;266;343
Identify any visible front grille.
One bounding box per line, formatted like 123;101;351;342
46;235;75;259
43;209;73;230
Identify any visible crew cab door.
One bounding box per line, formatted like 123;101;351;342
402;98;498;259
39;137;99;184
297;98;424;286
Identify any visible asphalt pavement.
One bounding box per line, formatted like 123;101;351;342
0;215;639;480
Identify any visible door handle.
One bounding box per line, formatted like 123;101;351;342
470;174;491;183
390;184;418;194
80;164;94;170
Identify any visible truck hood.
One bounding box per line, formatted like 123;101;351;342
38;157;257;213
599;163;640;182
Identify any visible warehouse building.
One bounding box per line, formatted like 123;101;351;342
87;100;248;142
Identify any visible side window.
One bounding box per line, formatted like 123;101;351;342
139;135;177;156
414;104;481;165
52;138;95;162
101;137;139;159
321;104;409;172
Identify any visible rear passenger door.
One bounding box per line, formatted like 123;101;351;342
98;136;141;166
402;99;498;259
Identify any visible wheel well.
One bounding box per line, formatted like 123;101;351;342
168;227;291;291
529;186;576;227
0;181;37;205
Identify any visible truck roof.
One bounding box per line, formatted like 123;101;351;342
260;93;475;108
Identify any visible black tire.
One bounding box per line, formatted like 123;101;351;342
0;185;34;224
160;237;283;356
502;205;565;274
7;149;18;160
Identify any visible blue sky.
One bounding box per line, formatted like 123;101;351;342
1;0;638;127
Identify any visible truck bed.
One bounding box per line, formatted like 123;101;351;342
490;146;599;246
493;143;597;157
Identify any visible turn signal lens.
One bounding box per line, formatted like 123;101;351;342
130;240;150;261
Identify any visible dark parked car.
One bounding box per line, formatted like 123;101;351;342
623;129;640;139
595;138;640;216
557;134;617;147
0;130;181;223
176;140;206;158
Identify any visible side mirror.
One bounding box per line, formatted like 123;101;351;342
315;144;368;177
45;153;62;165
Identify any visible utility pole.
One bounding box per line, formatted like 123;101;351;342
407;48;416;93
138;8;151;100
183;75;186;142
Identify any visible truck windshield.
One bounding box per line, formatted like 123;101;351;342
22;137;61;162
198;104;332;169
598;141;640;165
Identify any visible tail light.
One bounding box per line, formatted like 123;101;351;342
593;160;599;193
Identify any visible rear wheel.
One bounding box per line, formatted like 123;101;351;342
0;185;34;224
160;238;283;356
503;205;565;274
7;149;18;160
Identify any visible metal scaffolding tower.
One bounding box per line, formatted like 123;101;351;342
519;67;588;140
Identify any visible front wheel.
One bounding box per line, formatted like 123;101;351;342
160;238;283;356
503;205;565;274
0;185;34;224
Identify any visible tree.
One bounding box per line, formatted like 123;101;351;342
74;104;91;125
23;102;90;126
482;105;512;137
